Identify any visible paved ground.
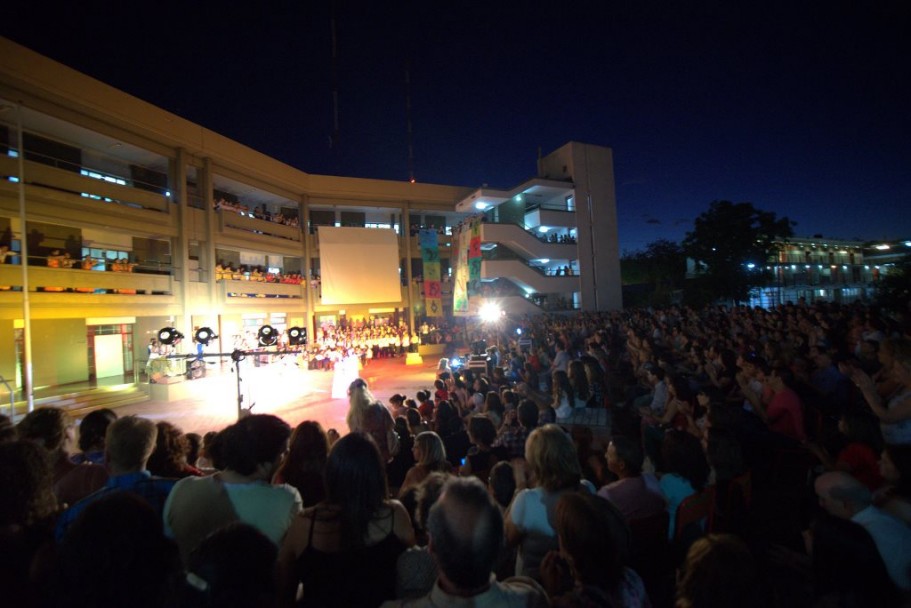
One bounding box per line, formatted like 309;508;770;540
114;356;441;435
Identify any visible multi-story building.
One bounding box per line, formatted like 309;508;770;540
0;38;621;401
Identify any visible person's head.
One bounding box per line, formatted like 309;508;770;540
185;432;202;467
414;471;450;532
105;416;158;473
880;444;911;498
405;408;424;433
219;415;291;478
324;433;388;547
55;492;181;608
482;391;501;413
837;412;884;453
17;406;72;454
517;399;538;430
488;461;516;509
676;534;761;608
525;424;582;491
662;430;709;491
0;414;17;444
427;477;503;592
200;431;222;470
184;523;278;608
554;492;625;589
146;421;191;478
76;408;117;453
413;431;447;468
606;435;644;478
0;440;57;527
814;471;872;519
467;415;497;449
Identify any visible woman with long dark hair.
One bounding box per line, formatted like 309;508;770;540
273;421;329;508
277;433;414;607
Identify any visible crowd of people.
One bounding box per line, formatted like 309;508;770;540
214;262;304;285
3;300;911;606
215;199;301;228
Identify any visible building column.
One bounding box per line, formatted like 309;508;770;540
402;203;414;332
173;148;192;340
302;195;315;341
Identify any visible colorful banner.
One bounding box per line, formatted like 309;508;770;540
452;222;470;316
468;217;482;297
419;229;442;317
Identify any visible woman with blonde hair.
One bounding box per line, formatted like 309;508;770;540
505;424;594;580
399;431;450;497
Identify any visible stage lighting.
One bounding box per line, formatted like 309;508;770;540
287;326;308;346
479;303;503;323
157;327;184;346
194;327;218;346
257;325;278;347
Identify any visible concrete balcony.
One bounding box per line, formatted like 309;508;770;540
219;279;305;306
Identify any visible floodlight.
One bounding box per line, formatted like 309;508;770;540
288;326;308;346
157;327;184;346
257;325;278;347
194;327;218;346
479;303;502;323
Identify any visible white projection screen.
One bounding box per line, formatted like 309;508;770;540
318;227;401;304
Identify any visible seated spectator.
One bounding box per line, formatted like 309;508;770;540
540;492;648;607
494;399;538;460
273;420;329;508
164;414;301;563
676;534;762;608
460;415;507;484
363;401;401;464
598;436;665;522
805;412;884;491
382;476;548;607
0;440;59;607
395;472;449;599
278;432;415;608
399;431;451;498
56;416;177;542
659;430;710;539
876;444;911;525
147;421;204;479
433;400;470;469
506;424;596;580
809;513;898;607
70;408;116;465
53;492;182;608
181;523;278;608
387;416;416;493
18;406;107;508
814;471;911;590
185;432;202;469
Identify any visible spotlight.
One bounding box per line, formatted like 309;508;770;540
479;303;502;323
287;326;308;346
194;327;218;346
257;325;278;347
157;327;184;346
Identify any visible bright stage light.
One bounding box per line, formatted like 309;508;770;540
194;327;218;346
157;327;184;345
479;303;502;323
257;325;278;347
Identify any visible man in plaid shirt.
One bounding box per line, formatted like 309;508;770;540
494;400;539;459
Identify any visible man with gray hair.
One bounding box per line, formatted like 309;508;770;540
382;476;548;607
814;471;911;590
55;415;177;541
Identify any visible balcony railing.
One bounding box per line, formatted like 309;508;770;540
0;264;172;294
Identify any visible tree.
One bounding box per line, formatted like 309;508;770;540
621;239;686;307
682;201;794;304
874;259;911;321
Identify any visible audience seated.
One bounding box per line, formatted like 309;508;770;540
164;414;301;563
675;534;763;608
278;432;415;607
382;476;548;607
56;415;177;541
598;435;665;521
147;421;204;478
273;420;329;508
394;472;449;599
70;408;116;465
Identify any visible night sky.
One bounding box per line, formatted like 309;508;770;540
3;1;909;252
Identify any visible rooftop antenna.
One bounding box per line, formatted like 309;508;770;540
405;59;415;183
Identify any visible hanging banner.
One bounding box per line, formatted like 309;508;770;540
468;217;482;297
452;222;470;316
419;229;442;317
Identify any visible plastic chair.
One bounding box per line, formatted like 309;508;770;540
675;486;715;542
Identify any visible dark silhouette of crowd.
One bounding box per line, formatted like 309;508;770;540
3;299;911;606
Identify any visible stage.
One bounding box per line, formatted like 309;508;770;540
114;357;440;436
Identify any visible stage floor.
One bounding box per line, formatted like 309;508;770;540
113;356;439;436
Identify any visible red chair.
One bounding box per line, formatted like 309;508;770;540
675;486;715;542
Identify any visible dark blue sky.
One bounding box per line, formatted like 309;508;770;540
3;1;910;252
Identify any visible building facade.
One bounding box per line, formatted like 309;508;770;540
0;38;622;398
